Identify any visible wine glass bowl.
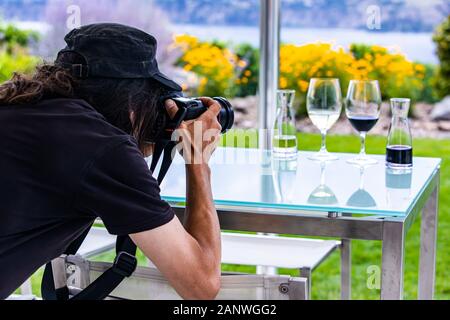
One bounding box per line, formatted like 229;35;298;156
306;78;342;161
345;80;382;166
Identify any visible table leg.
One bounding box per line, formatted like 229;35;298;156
381;221;405;300
300;268;312;300
418;185;439;300
256;233;278;275
340;239;351;300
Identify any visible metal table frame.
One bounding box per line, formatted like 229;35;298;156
171;167;440;300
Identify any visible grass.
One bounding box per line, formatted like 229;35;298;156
24;132;450;300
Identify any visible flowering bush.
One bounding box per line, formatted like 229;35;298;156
174;35;431;114
172;34;249;97
279;43;357;111
279;42;427;113
350;44;426;101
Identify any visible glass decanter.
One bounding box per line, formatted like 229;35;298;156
273;90;298;159
386;98;413;169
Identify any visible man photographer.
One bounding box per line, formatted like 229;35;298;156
0;23;222;299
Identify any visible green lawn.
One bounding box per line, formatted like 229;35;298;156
25;133;450;300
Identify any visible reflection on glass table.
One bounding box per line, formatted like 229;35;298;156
157;147;441;217
308;161;338;206
272;156;298;203
346;165;377;208
386;167;413;211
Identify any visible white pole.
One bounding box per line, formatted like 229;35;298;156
258;0;281;150
258;0;281;276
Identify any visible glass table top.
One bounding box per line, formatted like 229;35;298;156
153;147;441;217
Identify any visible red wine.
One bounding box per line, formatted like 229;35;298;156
348;116;379;132
386;145;413;166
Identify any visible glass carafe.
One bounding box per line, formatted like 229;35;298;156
273;90;298;159
386;98;413;169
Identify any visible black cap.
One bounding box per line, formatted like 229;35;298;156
56;23;182;91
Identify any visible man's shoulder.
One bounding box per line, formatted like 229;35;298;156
38;98;127;136
29;98;134;159
36;98;101;115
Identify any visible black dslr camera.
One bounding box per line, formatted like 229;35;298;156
151;94;234;184
157;94;234;141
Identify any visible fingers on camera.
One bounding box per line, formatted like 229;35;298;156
165;99;179;119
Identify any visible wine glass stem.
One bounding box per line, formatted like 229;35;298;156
320;130;328;153
359;132;367;157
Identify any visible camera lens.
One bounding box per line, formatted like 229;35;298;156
213;97;234;134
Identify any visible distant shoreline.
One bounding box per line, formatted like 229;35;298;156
171;24;437;64
12;21;438;64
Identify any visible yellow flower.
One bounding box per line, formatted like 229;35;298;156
297;80;309;92
238;60;247;68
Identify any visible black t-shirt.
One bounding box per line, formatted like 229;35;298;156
0;98;175;298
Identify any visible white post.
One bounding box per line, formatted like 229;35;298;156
258;0;281;150
257;0;281;276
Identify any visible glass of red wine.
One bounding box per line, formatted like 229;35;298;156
345;80;382;166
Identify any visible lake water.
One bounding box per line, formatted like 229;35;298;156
16;22;438;64
171;24;437;64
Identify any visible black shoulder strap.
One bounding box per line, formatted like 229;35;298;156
42;223;94;300
42;141;175;300
69;235;137;300
151;141;177;185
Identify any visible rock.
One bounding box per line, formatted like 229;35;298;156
438;121;450;131
229;96;450;139
431;96;450;121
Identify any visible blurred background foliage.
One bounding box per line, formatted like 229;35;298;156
0;21;39;83
173;34;438;115
1;15;448;116
433;15;450;99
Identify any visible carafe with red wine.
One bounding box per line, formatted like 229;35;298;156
386;98;413;169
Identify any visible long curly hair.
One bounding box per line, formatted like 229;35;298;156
0;52;167;152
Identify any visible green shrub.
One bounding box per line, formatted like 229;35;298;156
433;15;450;99
0;50;39;83
0;22;39;53
0;22;39;83
234;43;259;97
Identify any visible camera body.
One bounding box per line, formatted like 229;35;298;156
158;94;234;141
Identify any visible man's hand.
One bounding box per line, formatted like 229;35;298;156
165;98;222;165
130;96;222;300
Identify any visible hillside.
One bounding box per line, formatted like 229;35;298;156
0;0;448;32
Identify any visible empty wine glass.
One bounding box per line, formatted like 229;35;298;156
345;80;382;166
307;78;342;161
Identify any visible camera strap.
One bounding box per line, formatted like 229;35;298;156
150;140;177;185
42;230;137;300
